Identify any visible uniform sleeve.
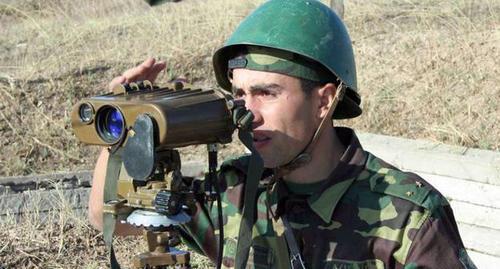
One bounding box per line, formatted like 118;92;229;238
178;157;248;264
404;205;477;269
178;199;219;262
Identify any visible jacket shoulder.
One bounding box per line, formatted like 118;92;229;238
218;154;251;187
220;154;251;172
363;152;448;211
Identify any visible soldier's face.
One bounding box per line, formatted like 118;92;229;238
231;69;320;168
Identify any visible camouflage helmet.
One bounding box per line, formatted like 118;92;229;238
213;0;362;119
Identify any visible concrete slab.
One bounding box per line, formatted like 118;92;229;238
459;222;500;257
468;249;500;269
450;200;500;231
418;172;500;209
358;132;500;185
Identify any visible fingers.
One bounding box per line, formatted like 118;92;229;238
122;58;155;82
108;75;126;92
145;61;166;83
122;58;165;83
108;58;167;91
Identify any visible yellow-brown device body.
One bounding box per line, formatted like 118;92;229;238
71;82;235;149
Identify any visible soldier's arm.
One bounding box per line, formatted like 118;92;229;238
88;58;166;235
88;148;107;231
177;160;247;262
88;148;142;235
404;205;477;269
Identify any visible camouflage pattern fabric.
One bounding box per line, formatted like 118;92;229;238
227;47;332;83
179;127;477;269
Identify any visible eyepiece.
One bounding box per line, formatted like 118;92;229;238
96;106;125;144
78;103;94;124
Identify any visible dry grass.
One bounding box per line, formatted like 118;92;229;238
0;0;260;176
0;185;213;268
0;0;498;177
347;0;499;149
0;0;498;267
0;199;110;268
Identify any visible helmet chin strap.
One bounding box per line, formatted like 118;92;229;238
273;82;346;179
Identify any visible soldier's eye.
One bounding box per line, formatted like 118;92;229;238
233;89;245;99
257;90;276;97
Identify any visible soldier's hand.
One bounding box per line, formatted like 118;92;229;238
108;58;166;91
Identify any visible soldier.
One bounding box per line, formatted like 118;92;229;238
89;0;476;268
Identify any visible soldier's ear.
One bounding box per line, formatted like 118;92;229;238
317;83;336;119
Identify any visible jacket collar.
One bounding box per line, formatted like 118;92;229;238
268;127;367;223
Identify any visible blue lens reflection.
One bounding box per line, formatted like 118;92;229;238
106;109;124;139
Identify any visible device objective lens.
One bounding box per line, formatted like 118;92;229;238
79;103;94;123
96;106;125;144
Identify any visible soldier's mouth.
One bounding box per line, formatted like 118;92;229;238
253;132;270;142
253;136;270;142
252;132;271;149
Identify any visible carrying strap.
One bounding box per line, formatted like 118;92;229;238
281;215;307;269
233;107;265;269
103;149;123;269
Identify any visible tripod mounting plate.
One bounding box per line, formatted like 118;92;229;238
126;209;191;228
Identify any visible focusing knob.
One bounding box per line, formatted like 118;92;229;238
154;190;182;216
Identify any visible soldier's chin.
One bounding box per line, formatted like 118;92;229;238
251;147;285;169
260;155;282;169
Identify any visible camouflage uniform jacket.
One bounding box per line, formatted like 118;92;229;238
180;127;476;269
